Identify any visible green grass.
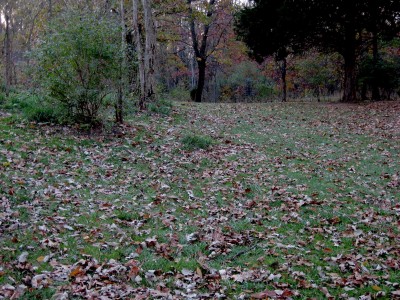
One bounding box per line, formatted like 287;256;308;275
0;101;399;299
181;134;215;150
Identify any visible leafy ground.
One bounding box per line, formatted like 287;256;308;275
0;101;399;299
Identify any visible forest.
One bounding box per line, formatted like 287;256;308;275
0;0;399;299
0;0;398;123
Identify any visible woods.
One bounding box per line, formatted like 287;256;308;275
0;1;400;299
0;0;397;124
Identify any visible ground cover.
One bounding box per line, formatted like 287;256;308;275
0;101;399;299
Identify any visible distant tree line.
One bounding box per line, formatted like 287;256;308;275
0;0;398;125
235;0;400;102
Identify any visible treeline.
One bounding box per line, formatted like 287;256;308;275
235;0;400;102
0;0;399;124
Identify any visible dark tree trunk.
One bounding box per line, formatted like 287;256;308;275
281;58;287;102
342;57;357;102
132;0;146;110
342;41;357;102
187;0;216;103
195;60;206;102
115;0;125;124
371;30;380;101
341;20;359;103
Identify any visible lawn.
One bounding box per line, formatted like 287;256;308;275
0;101;399;299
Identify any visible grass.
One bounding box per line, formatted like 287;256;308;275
0;101;399;299
181;134;215;150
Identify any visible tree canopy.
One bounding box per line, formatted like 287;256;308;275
235;0;400;102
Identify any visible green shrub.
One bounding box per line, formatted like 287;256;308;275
148;99;173;115
181;134;215;151
23;105;59;123
31;9;122;124
0;91;62;123
219;61;277;102
0;93;6;105
359;55;400;100
164;87;191;102
2;93;29;110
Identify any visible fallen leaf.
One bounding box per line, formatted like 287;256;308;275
18;252;29;263
251;290;277;299
392;290;400;296
69;266;84;278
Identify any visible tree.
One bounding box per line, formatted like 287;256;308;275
132;0;157;110
294;51;342;101
187;0;216;102
115;0;126;124
307;0;400;101
236;0;400;102
359;39;400;100
362;0;400;100
4;3;13;96
235;0;310;102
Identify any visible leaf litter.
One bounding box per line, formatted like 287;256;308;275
0;101;399;299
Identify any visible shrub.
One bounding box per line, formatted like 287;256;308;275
148;99;173;115
31;9;122;124
0;93;6;105
359;56;400;100
1;92;62;123
181;135;215;151
294;52;342;101
23;105;59;123
162;86;191;102
219;61;276;102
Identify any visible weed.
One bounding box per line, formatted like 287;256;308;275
148;99;173;115
181;134;215;150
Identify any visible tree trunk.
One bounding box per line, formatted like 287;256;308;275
187;0;216;103
190;55;196;89
280;57;287;102
195;59;206;102
142;0;156;102
116;0;125;123
132;0;146;110
4;5;12;97
342;53;357;102
341;23;359;103
371;30;380;101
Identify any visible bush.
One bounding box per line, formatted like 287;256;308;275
4;93;62;123
23;105;59;123
148;99;173;115
31;9;122;124
0;93;6;105
219;61;276;102
181;135;215;151
294;52;342;100
162;86;191;102
359;56;400;100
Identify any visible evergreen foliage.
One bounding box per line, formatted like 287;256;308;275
235;0;400;102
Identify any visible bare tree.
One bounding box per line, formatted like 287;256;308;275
4;3;13;96
132;0;156;110
187;0;216;102
115;0;126;123
142;0;156;102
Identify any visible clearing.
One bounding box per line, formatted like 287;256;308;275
0;101;399;299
